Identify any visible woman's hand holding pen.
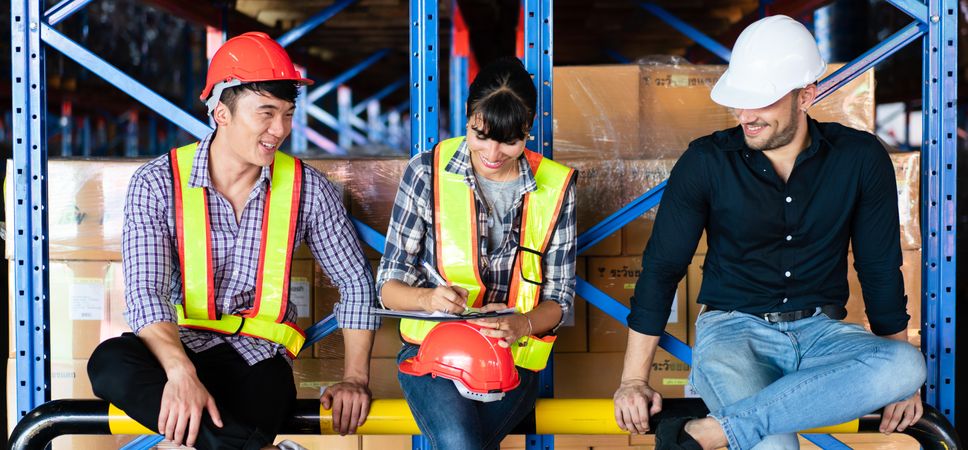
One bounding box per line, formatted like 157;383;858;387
417;285;469;314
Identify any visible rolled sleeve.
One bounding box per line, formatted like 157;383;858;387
851;143;907;336
540;179;577;327
122;163;178;333
629;147;709;336
306;172;380;330
376;155;432;301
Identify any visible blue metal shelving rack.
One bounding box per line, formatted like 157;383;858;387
10;0;957;449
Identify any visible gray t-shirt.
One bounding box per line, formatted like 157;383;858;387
476;175;523;252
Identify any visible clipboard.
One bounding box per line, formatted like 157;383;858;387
371;307;517;322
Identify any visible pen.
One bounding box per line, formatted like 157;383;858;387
421;261;473;313
421;260;449;287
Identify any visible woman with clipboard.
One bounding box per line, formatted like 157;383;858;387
376;57;578;449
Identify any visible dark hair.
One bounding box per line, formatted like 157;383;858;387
219;80;299;113
465;56;536;143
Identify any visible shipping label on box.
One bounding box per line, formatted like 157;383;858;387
50;261;111;360
587;257;687;352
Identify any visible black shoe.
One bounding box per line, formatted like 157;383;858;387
655;416;703;450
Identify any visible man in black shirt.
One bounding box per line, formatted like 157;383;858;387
612;15;926;450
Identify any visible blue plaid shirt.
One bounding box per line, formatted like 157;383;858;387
377;139;578;326
123;133;379;365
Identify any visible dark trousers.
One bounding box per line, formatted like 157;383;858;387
88;333;296;450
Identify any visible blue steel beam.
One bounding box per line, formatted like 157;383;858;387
352;78;407;115
639;2;731;62
308;49;391;103
449;54;468;137
12;0;52;421
44;0;93;26
886;0;929;24
523;0;554;158
800;435;853;450
606;48;631;64
816;21;925;104
577;181;666;255
302;314;340;350
277;0;357;48
523;1;555;448
922;0;957;424
119;435;165;450
576;278;692;364
40;24;212;139
410;0;439;155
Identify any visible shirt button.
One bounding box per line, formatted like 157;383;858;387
786;235;793;241
784;271;791;277
782;297;789;303
785;196;793;203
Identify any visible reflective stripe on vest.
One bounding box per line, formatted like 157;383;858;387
399;137;575;371
170;143;306;357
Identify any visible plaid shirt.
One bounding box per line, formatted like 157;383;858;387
123;133;379;365
377;139;577;326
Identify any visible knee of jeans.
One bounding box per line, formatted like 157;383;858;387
885;341;927;395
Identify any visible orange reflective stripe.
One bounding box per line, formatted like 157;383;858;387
171;143;215;320
171;144;304;350
250;153;302;322
400;137;574;373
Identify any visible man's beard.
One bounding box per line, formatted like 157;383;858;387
745;103;800;151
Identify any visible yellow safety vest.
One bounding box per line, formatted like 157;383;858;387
169;143;306;357
399;137;576;371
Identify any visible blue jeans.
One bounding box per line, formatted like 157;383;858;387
397;343;539;450
689;309;926;450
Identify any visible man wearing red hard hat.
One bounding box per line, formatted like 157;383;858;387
87;32;379;449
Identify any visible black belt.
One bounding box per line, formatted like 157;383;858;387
705;304;846;323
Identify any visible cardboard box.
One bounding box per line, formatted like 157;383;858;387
49;261;112;360
314;261;401;359
556;257;587;353
846;250;922;346
290;260;315;332
890;152;921;251
295;357;402;401
586;257;687;352
553;63;874;161
554;351;690;400
554;65;641;160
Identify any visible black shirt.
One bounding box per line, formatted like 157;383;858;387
629;119;907;337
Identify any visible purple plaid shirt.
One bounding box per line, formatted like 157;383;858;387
123;133;379;365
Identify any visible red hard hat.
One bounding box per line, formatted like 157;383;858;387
399;322;520;402
200;31;313;101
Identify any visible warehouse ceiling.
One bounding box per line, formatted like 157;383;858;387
217;0;770;107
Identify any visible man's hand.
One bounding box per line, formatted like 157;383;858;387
613;379;662;434
321;378;372;435
158;367;223;447
880;390;922;434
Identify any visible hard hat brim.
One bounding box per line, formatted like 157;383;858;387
198;76;314;102
710;71;787;110
397;358;425;377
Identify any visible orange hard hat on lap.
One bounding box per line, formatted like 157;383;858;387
398;321;520;402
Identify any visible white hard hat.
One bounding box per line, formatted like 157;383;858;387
711;15;827;109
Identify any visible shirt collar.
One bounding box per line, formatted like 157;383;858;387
714;116;830;156
189;132;273;189
446;138;538;194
